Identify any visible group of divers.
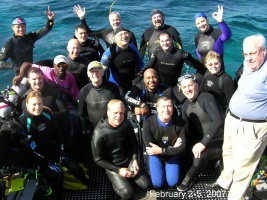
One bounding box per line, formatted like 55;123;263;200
0;3;264;200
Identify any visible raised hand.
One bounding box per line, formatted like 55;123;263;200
73;4;86;20
212;5;223;23
45;6;55;20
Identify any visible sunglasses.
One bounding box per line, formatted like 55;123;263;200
177;74;196;85
56;63;68;68
206;62;220;67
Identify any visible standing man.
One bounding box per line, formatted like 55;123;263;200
0;6;55;74
101;27;144;95
66;38;90;90
139;9;182;60
142;96;186;188
205;34;267;200
74;24;104;61
91;99;151;199
125;68;172;116
177;74;224;192
73;4;137;48
78;61;122;132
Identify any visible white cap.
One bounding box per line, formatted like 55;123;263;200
54;55;68;65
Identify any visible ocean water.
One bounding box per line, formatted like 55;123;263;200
0;0;266;90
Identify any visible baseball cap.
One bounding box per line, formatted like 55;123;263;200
87;61;103;71
114;27;128;35
54;55;68;65
150;9;164;18
194;12;207;21
12;16;26;25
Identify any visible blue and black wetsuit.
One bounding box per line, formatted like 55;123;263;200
194;21;232;70
125;82;172;115
101;44;144;93
142;114;186;187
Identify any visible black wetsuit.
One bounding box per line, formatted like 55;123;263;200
182;92;224;180
81;18;137;48
101;44;144;93
22;82;69;138
92;118;151;199
0;19;54;74
125;82;172;115
74;35;105;61
66;56;90;90
78;80;121;128
139;24;182;59
200;70;235;115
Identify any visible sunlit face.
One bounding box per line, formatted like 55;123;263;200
107;102;125;127
144;69;158;92
151;14;163;28
157;99;173;122
180;79;199;102
243;44;266;72
28;72;44;92
115;31;130;48
109;13;121;29
195;17;209;33
87;68;104;86
26;96;43;116
205;58;221;75
75;28;88;43
67;39;81;60
159;34;173;52
12;24;26;37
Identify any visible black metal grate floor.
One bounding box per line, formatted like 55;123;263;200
62;135;229;200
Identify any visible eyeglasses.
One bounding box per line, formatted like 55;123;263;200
243;48;262;58
56;63;68;68
206;62;220;67
177;74;196;85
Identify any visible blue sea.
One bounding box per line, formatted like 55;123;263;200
0;0;266;90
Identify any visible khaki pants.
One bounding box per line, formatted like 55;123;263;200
217;113;267;200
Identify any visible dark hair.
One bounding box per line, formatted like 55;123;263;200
157;95;172;105
158;30;171;39
75;24;87;32
27;67;43;78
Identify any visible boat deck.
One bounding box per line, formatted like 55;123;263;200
62;135;228;200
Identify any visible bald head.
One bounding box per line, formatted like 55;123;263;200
67;38;81;60
143;68;159;92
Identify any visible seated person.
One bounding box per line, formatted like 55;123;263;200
91;99;151;199
142;96;186;188
125;68;172;117
200;51;235;115
177;74;224;192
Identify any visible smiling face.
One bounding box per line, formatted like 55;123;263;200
195;17;210;33
157;98;173;123
75;27;88;43
67;39;81;60
180;79;199;102
28;72;44;92
107;100;125;128
206;58;221;75
26;96;43;116
144;69;159;92
12;24;26;37
151;13;164;29
159;33;173;52
109;13;121;30
87;68;104;86
115;30;130;48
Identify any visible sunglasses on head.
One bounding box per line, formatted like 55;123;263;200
56;63;68;68
177;74;196;85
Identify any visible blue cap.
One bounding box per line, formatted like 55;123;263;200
12;16;26;25
194;12;207;21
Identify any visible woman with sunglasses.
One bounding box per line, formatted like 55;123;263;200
200;51;235;116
